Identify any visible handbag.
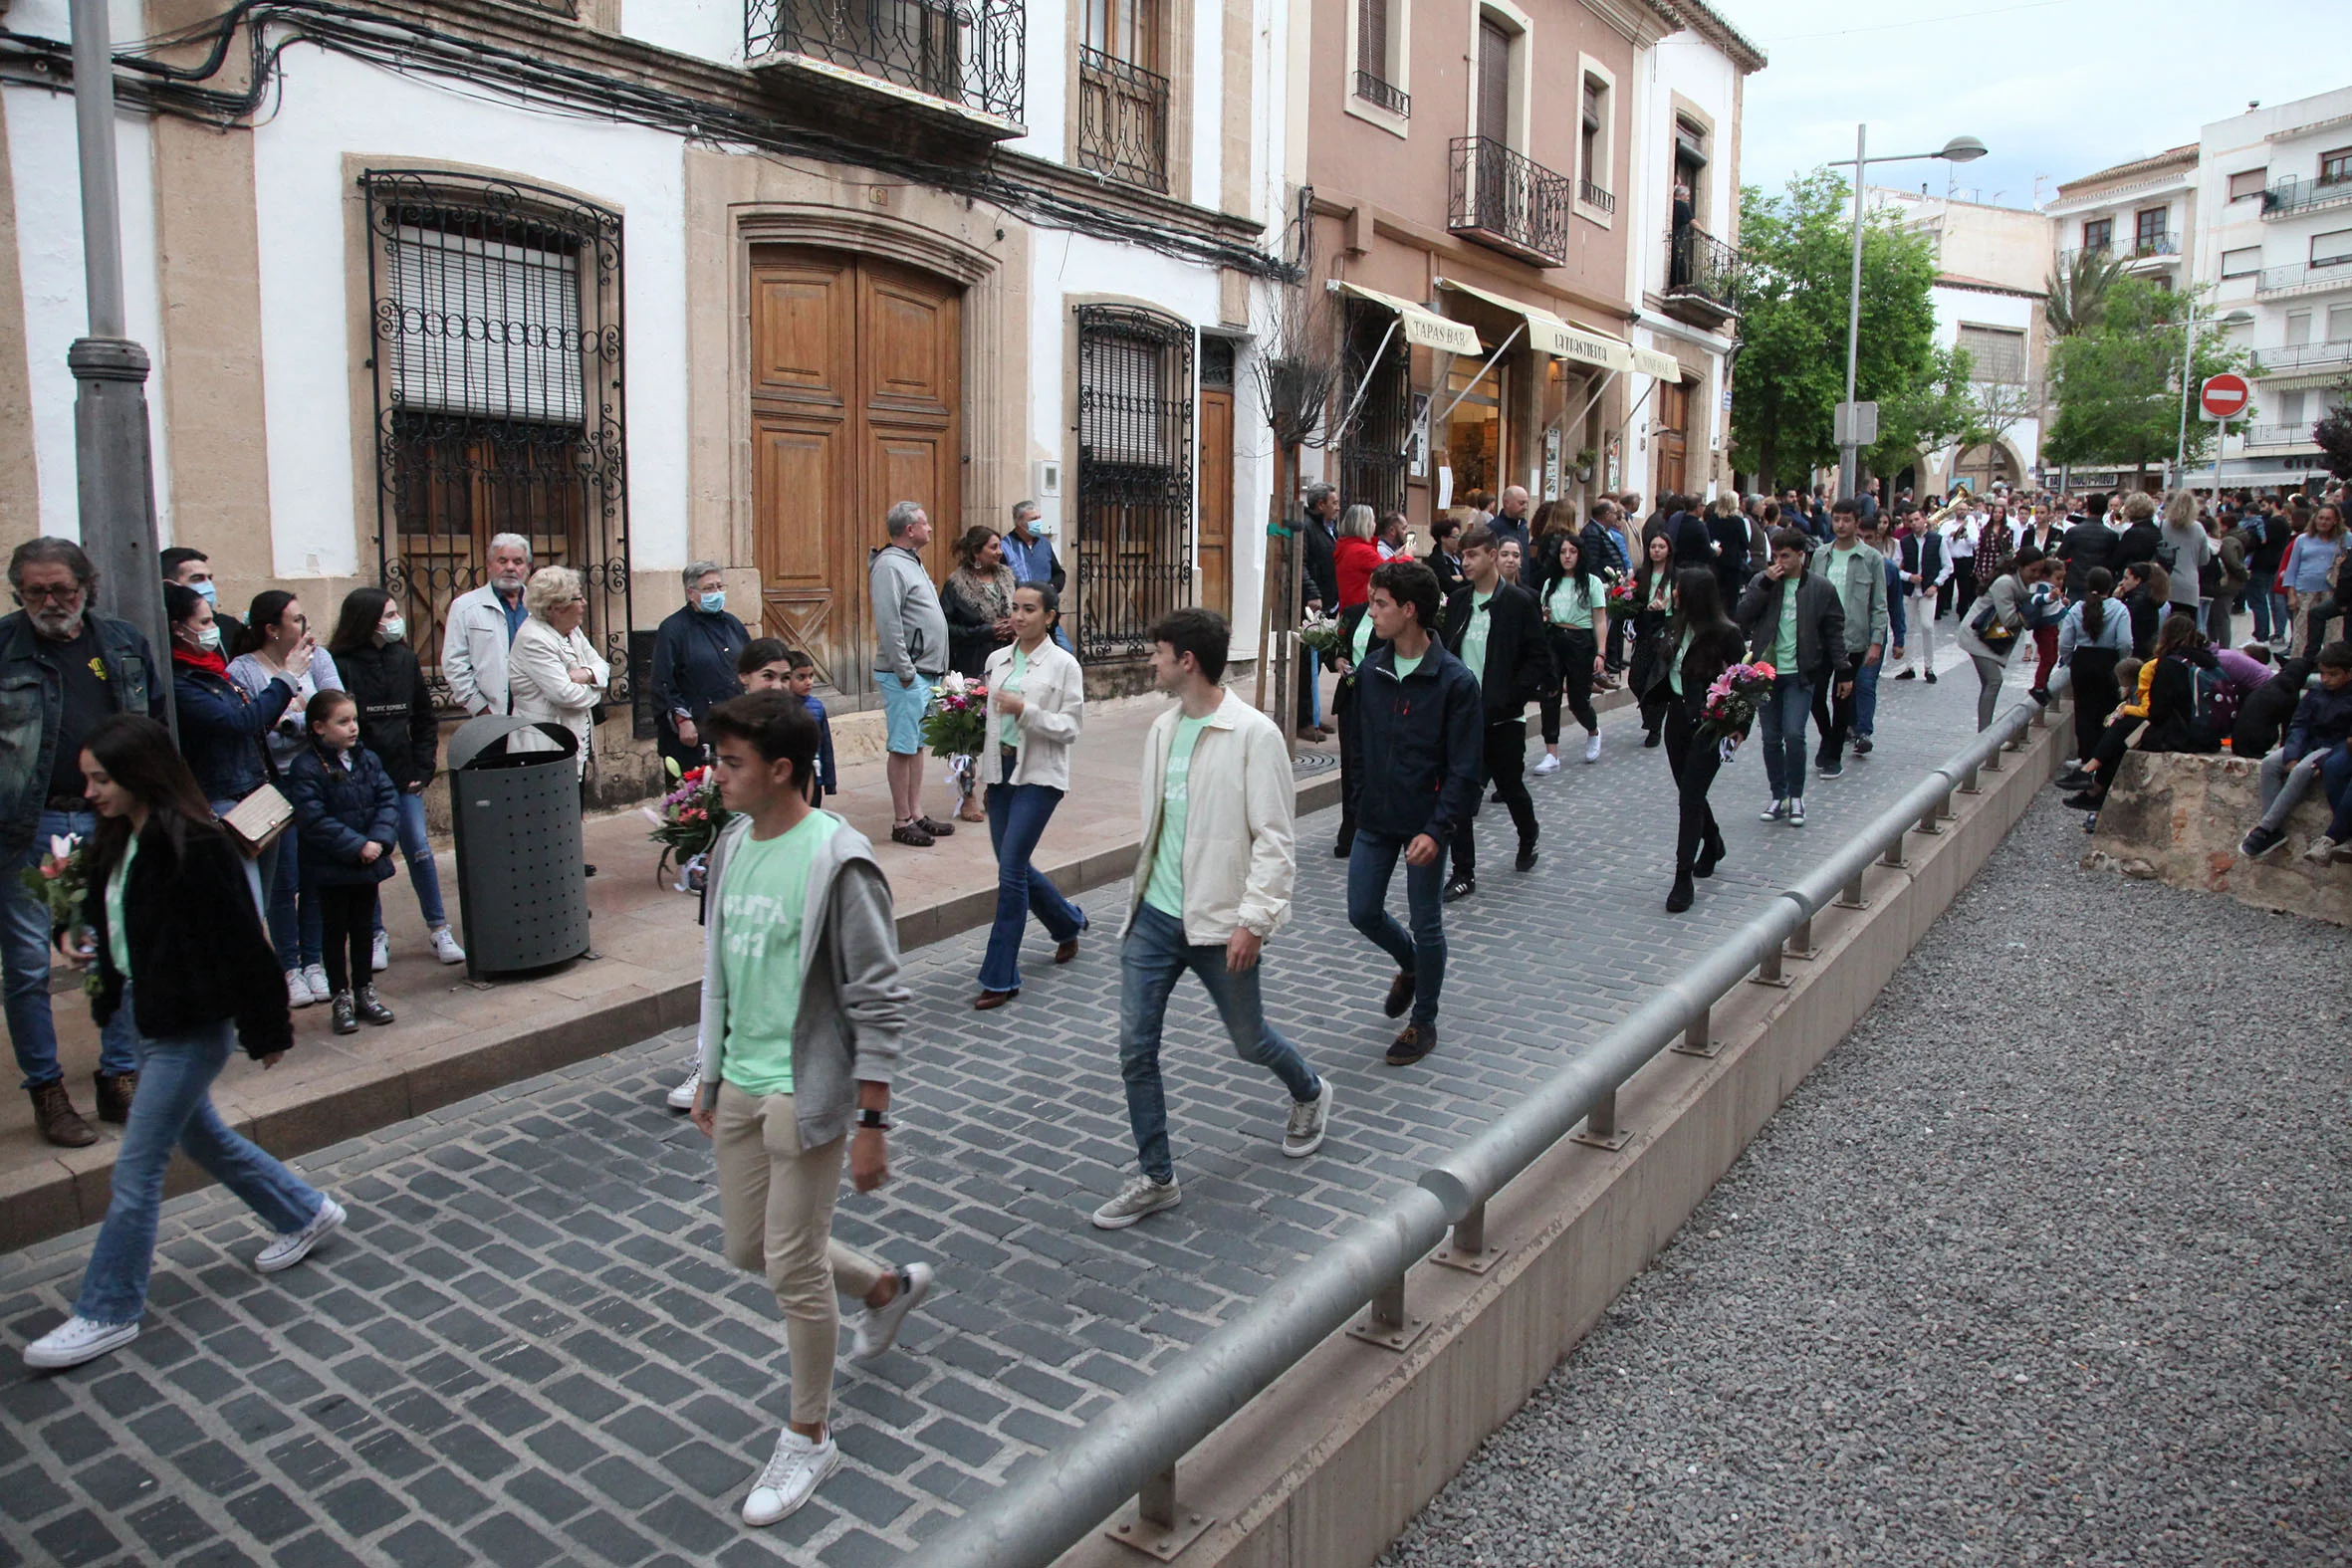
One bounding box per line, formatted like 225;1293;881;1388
1968;593;2016;649
220;784;294;858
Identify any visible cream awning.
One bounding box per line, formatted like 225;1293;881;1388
1627;342;1683;380
1437;277;1631;371
1337;282;1485;357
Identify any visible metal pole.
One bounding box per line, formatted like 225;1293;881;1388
2212;413;2226;502
69;0;170;729
1839;122;1867;503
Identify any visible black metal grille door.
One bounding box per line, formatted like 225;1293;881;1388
1338;299;1411;519
362;170;632;716
1074;305;1194;663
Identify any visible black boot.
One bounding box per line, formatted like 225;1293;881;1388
1694;835;1725;879
332;992;358;1035
1666;873;1695;913
353;986;396;1026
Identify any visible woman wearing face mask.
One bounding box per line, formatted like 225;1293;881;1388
649;562;751;773
163;581;295;919
328;588;464;970
226;590;341;1011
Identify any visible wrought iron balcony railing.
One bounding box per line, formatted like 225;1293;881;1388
1448;137;1570;268
1577;178;1613;214
1075;47;1169;193
1353;69;1409;117
2262;174;2352;220
2254;257;2352;299
2258;338;2352;373
2239;422;2317;449
747;0;1025;123
1663;223;1740;311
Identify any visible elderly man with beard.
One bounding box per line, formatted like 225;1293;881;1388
440;532;536;718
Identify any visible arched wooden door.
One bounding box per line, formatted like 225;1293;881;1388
749;246;962;701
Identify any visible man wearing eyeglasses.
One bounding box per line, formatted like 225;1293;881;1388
1;539;166;1147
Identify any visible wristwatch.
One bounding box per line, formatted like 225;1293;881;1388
856;1108;892;1132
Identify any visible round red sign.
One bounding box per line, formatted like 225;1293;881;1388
2200;372;2250;419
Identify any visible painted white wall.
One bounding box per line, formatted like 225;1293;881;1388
1189;0;1224;211
246;50;690;580
1005;0;1067;160
5;86;171;544
621;0;744;66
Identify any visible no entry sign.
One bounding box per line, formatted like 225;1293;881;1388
2200;372;2250;421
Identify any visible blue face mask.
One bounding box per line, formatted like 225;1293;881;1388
699;590;726;615
194;579;218;604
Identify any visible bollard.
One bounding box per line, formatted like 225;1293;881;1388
1571;1086;1632;1151
1105;1464;1213;1560
1433;1199;1507;1274
1346;1271;1428;1350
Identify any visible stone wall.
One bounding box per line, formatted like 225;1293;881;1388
2083;751;2352;927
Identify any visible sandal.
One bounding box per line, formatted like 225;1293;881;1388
915;815;958;837
891;821;936;847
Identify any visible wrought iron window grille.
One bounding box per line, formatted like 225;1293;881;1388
1075;46;1170;193
1449;136;1570;267
362;170;634;722
746;0;1026;122
1073;306;1195;663
1338;300;1412;521
1353;70;1409;118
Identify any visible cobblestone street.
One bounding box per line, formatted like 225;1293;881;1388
2;661;1999;1567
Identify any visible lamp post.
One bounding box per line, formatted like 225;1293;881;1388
2173;305;2254;486
1826;129;1988;503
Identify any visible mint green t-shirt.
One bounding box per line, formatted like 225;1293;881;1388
106;837;137;983
1144;716;1211;918
1827;544;1865;627
1547;576;1597;629
1351;611;1374;666
718;812;842;1097
1459;591;1495;685
998;647;1029;750
1773;579;1798;672
1668;630;1694;697
1391;650;1426;680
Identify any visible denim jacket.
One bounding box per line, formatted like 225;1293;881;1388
0;610;161;855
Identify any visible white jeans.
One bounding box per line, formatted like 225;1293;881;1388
1905;591;1938;673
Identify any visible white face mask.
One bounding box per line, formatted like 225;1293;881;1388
379;616;406;643
194;623;222;652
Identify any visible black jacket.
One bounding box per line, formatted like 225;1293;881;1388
2140;651;2221;756
1673;512;1716;571
285;744;400;887
87;816;290;1059
1350;639;1485;842
649;605;751;730
334;640;438;790
2123;587;2165;658
1708;515;1751;602
2110;521;2162;577
1441;581;1553;722
1429;550;1467;601
2228;661;2312;760
1302;518;1339;611
1665;622;1749;721
2057;521;2119;596
1736;570;1848;688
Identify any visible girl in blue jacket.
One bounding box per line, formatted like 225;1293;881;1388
285;691;398;1034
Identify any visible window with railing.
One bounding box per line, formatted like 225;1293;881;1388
746;0;1025;120
1449;136;1569;266
2323;147;2352;186
1073;306;1193;663
1577;74;1611;212
2081;217;2112;252
2133;207;2169;255
1352;0;1408;116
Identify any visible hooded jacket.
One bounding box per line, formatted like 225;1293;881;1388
335;639;438;790
868;545;950;681
2281;679;2352;764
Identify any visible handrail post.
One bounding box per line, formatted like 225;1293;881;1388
1983;743;2004;772
1106;1464;1214;1559
1957;764;1981;794
1749;942;1789;989
1785;914;1816;960
1836;870;1868;909
1571;1086;1632;1150
1346;1272;1429;1351
1434;1199;1506;1273
1880;831;1907;869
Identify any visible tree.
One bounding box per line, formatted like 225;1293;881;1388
1729;171;1940;494
2316;381;2352;482
1871;341;1987;477
2042;277;2263;480
2044;247;2125;338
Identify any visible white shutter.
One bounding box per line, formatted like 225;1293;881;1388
389;225;586;424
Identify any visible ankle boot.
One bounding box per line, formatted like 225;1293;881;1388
331;992;359;1035
353;986;396;1026
94;1070;137;1125
1666;872;1696;913
29;1082;97;1148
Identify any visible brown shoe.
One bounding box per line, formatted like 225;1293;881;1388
974;989;1018;1009
1384;1023;1436;1067
956;799;987;824
94;1071;136;1125
890;821;936;847
1054;937;1080;965
30;1082;97;1149
1382;970;1416;1018
915;815;957;837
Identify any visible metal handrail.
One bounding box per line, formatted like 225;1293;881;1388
924;686;2061;1567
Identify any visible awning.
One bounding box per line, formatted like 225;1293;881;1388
1336;282;1484;357
1437;277;1632;371
1627;342;1683;380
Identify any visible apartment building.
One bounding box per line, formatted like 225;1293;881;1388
2047;143;2197;291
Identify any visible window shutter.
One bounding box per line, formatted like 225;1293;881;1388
1478;19;1510;144
389;226;585;425
1358;0;1386;80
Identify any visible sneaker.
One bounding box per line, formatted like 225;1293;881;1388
1853;738;1874;756
2061;791;2102;810
2055;771;2094;790
1514;841;1537;873
848;1262;934;1363
1925;671;1938;685
1283;1080;1333;1158
256;1196;346;1274
429;926;465;965
1442;876;1476;903
1582;734;1602;764
1815;763;1844;780
2300;835;2342;865
301;964;332;1003
1091;1176;1181;1231
1788;800;1807;827
353;986;395;1026
369;931;389;974
331;993;357;1035
2238;825;2287;861
742;1427;840;1527
1531;754;1562;776
286;969;314;1009
1894;668;1917;681
1760;797;1787;822
665;1064;702;1111
23;1314;138;1371
1384;1023;1435;1067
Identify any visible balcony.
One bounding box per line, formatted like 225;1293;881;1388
2240;422;2318;450
1448;137;1570;268
1074;47;1170;193
2258;339;2352;375
1660;223;1739;331
2261;174;2352;221
2122;232;2179;268
746;0;1026;135
1577;178;1614;215
1352;70;1409;118
2255;257;2352;300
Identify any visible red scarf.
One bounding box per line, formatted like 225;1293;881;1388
172;643;230;679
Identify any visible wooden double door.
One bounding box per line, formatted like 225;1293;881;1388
750;247;962;700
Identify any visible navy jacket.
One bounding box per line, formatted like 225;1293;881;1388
2282;681;2352;764
285;743;399;886
650;605;751;734
172;661;292;803
1349;638;1485;842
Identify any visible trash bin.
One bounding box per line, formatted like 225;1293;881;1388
445;715;591;980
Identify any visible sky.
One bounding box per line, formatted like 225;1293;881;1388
1718;0;2351;211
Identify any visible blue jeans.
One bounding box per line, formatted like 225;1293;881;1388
4;809;137;1089
1850;659;1881;740
73;984;324;1324
269;830;324;971
2248;587;2280;643
1759;676;1813;801
206;799;281;924
370;789;447;935
978;760;1084;994
1346;829;1447;1030
1117;902;1319;1184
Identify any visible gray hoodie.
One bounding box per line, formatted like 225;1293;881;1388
869;545;950;681
2160;522;2212;607
694;812;908;1147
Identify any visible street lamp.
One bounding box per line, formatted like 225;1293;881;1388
2173;305;2254;484
1826;129;1989;502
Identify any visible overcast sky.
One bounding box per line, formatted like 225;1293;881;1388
1717;0;2350;211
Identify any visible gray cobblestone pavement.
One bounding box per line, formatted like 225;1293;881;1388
1382;786;2352;1568
1;657;2008;1566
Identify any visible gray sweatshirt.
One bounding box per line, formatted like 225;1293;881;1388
2160;523;2212;605
869;545;950;681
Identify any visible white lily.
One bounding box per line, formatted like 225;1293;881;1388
49;833;77;862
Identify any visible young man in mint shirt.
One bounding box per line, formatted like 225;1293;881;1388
1093;608;1332;1231
1438;523;1552;900
1805;498;1888;778
689;692;934;1530
1736;529;1847;828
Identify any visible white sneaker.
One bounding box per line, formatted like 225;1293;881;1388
301;964;332;1003
742;1427;840;1527
1284;1079;1333;1158
256;1196;346;1274
286;969;314;1009
429;926;466;965
665;1065;702;1112
1582;734;1603;765
23;1314;139;1370
1090;1175;1181;1230
848;1262;934;1363
370;931;390;974
1532;754;1562;777
2301;834;2342;865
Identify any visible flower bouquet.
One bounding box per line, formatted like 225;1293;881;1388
18;834;88;931
1699;660;1774;762
1295;611;1349;664
643;759;731;892
920;671;992;760
1604;569;1636;609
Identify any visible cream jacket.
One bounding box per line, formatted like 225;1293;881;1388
507;617;609;777
1122;690;1296;944
983;637;1084;791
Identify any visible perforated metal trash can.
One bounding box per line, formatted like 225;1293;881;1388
446;716;591;980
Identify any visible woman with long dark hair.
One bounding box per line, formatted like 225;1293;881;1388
22;716;343;1372
1629;533;1677;748
1955;548;2061;731
1660;568;1747;913
1539;534;1609;770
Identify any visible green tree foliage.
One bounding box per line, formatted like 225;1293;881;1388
2042;277;2263;478
2315;382;2352;482
2044;247;2125;338
1870;341;1987;476
1729;171;1940;491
